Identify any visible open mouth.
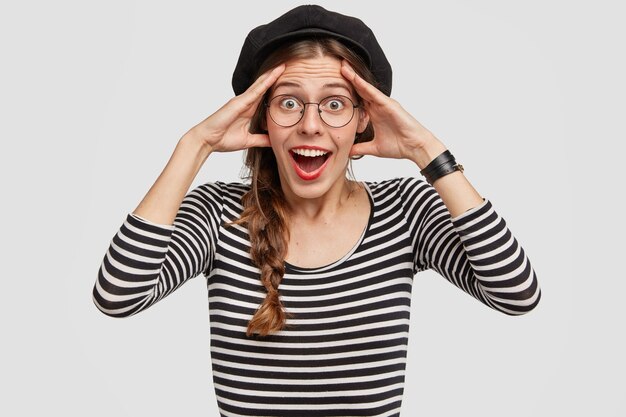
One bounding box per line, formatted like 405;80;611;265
289;147;332;180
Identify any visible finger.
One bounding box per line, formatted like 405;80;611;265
341;61;386;106
241;64;285;106
350;140;379;157
233;65;285;119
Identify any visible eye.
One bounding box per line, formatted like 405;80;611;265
322;96;347;112
279;96;301;111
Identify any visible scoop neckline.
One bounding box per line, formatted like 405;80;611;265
284;182;374;273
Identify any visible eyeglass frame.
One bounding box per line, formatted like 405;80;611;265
264;94;362;128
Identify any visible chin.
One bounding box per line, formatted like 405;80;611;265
282;176;337;199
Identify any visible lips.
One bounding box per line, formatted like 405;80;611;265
289;146;332;181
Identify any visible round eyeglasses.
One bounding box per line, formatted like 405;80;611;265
266;95;360;128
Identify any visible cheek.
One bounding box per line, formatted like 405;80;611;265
267;129;288;153
266;115;287;140
333;135;354;155
335;127;357;145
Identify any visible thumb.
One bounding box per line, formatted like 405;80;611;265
350;141;378;157
247;133;271;149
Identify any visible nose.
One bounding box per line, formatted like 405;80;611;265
298;103;323;135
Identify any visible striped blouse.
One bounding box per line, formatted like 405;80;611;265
94;177;540;417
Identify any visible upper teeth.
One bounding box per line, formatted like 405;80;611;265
292;148;328;157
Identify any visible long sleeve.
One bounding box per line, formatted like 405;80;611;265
93;182;226;317
400;177;541;314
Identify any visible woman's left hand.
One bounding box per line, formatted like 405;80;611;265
341;61;447;169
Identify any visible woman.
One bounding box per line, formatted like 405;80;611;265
94;5;541;416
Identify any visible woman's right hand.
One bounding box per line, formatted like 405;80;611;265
187;64;285;153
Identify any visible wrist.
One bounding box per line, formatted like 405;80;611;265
408;135;448;170
419;150;464;185
181;129;214;158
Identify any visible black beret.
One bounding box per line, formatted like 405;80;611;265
231;5;392;96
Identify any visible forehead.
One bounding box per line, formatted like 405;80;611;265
271;55;353;95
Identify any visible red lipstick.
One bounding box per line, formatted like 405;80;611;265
289;146;332;181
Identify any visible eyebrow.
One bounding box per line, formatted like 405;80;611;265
272;81;300;91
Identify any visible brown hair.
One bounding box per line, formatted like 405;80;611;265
234;38;377;337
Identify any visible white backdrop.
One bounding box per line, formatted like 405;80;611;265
1;0;623;416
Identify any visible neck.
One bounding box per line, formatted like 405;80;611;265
281;177;358;221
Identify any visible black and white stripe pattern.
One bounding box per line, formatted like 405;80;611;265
94;177;540;416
